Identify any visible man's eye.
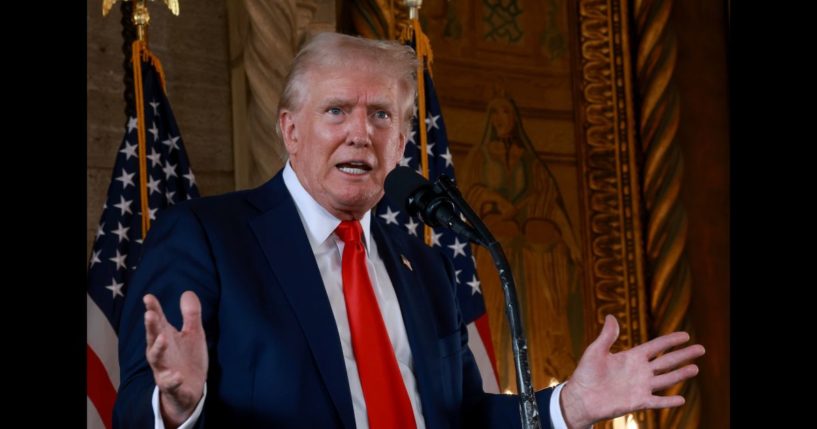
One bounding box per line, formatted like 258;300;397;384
327;107;343;115
374;110;390;120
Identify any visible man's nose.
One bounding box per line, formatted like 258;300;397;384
347;108;372;147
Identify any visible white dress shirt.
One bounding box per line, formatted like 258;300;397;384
282;163;426;428
152;162;568;428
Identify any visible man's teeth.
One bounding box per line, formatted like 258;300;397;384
339;166;367;175
337;161;370;175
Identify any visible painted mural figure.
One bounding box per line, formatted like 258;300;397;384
460;95;583;390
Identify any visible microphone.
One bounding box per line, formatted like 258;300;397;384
384;166;483;245
386;167;541;427
386;167;539;428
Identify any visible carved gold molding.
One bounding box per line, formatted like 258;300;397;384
576;0;649;353
574;0;650;427
633;0;701;427
575;0;700;427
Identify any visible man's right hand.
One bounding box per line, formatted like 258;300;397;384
559;315;705;429
144;291;208;428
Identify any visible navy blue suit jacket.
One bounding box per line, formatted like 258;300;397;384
114;171;554;428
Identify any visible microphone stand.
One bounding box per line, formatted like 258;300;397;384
433;175;541;429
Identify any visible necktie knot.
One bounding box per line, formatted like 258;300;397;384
335;220;363;245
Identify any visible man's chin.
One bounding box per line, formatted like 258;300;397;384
333;194;382;215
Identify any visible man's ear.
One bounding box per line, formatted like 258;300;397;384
279;110;299;154
396;128;407;159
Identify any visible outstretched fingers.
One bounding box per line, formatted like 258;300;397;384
140;291;208;425
634;331;692;359
146;333;170;368
651;344;706;373
179;291;203;335
645;395;686;410
144;294;169;348
651;364;699;391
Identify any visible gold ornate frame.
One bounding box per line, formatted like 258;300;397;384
571;0;649;356
571;0;698;427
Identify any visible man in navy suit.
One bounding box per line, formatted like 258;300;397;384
113;32;704;429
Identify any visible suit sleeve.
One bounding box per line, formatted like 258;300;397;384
438;251;556;429
113;204;220;429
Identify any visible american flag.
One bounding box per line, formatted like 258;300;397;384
86;43;199;429
376;36;500;393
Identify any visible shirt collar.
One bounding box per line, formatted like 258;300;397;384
282;162;372;252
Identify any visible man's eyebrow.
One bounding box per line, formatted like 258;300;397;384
321;97;353;108
368;99;395;112
319;98;395;113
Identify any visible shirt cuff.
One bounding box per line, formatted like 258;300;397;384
151;383;208;429
549;382;568;429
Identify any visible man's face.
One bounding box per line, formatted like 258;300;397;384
280;63;407;220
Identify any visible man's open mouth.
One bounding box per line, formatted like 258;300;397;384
336;161;372;175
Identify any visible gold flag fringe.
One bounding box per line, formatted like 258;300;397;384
399;19;434;244
131;40;168;238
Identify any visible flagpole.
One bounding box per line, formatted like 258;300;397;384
131;1;152;237
406;0;420;20
132;0;150;44
401;2;541;427
90;3;196;427
102;0;182;237
402;1;432;245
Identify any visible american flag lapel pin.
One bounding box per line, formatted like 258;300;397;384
401;254;413;271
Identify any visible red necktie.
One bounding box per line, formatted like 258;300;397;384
335;220;417;429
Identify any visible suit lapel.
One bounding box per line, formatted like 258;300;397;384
247;174;356;429
372;220;441;427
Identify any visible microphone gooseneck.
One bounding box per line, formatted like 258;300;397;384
384;166;541;429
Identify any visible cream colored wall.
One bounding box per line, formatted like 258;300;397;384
227;0;337;191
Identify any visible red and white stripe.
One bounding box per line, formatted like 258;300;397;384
87;293;119;429
466;313;500;393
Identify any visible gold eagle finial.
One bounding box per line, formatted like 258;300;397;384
102;0;180;17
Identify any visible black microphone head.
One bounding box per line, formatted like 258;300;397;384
384;166;431;214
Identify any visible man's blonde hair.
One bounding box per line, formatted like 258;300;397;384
276;32;418;136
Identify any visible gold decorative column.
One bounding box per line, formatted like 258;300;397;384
632;0;701;427
345;0;397;39
228;0;320;189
